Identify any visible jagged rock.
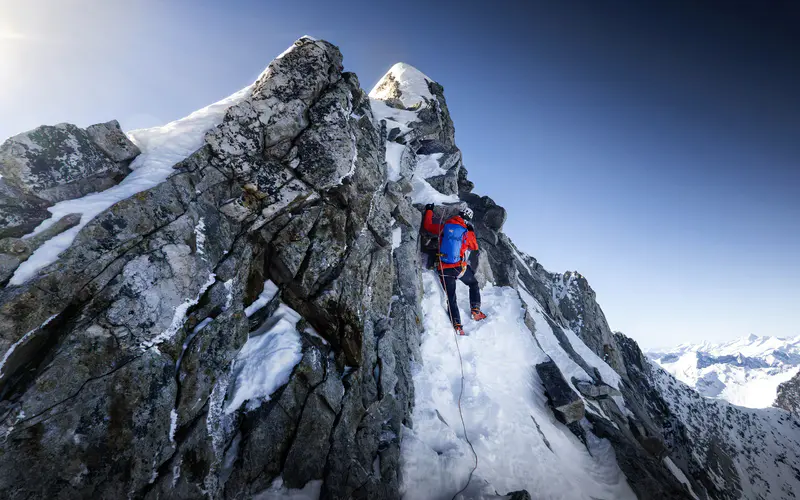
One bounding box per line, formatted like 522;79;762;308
536;360;585;424
0;121;140;203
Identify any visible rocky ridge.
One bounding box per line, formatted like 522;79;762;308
0;37;799;499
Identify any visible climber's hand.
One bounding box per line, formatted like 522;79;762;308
424;203;435;212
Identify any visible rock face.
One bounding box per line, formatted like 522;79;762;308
0;120;139;203
775;369;800;416
0;179;51;239
0;36;798;500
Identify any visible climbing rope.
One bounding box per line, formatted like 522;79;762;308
434;205;479;500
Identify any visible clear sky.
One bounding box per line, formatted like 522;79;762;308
1;0;798;347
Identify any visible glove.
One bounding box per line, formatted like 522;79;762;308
424;203;435;212
465;221;474;231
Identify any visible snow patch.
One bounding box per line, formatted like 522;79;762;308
385;141;406;182
244;280;279;318
224;304;304;414
169;409;178;443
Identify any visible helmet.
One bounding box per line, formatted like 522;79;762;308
460;206;474;221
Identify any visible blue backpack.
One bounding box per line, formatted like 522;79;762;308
439;223;467;264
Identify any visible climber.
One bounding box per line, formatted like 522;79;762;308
423;202;487;335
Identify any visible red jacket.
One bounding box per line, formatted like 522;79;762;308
423;209;478;269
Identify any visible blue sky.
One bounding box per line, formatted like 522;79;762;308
2;0;798;347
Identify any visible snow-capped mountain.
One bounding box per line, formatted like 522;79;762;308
2;36;800;500
647;335;800;408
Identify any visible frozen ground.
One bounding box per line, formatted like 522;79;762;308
401;272;635;500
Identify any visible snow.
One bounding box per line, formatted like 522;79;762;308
401;271;635;500
244;280;279;318
224;303;304;414
7;84;253;286
0;314;57;377
169;409;178;443
663;457;699;500
392;227;402;250
253;477;322;500
385;141;406;182
370;62;434;108
415;153;446;178
648;334;800;408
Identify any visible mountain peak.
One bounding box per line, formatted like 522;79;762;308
369;62;435;108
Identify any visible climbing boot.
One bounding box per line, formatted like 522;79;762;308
454;323;466;336
471;308;487;321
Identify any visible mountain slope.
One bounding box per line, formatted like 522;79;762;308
0;37;799;500
648;335;800;408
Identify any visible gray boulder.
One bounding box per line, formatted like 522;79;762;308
0;120;140;203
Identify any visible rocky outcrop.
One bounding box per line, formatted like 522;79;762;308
0;120;140;203
775;369;800;416
536;360;585;424
0;37;417;500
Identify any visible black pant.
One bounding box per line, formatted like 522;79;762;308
438;266;481;326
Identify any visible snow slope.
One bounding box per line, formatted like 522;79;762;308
401;272;636;500
648;335;800;408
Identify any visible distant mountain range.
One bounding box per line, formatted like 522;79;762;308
647;334;800;408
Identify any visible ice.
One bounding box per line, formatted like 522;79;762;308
244;280;279;318
7;82;254;286
224;303;304;414
401;271;636;500
253;477;322;500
